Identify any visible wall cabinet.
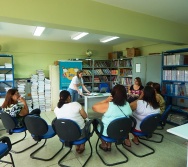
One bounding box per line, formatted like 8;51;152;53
161;48;188;125
0;55;14;97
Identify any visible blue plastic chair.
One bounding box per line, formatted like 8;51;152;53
53;118;94;167
0;112;38;153
0;136;15;167
124;113;163;157
24;115;63;161
93;117;133;166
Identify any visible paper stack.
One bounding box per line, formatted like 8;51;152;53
44;78;51;111
31;74;39;109
4;63;12;68
37;70;45;111
16;80;26;97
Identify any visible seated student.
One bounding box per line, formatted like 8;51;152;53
153;82;166;114
54;90;87;154
124;86;160;146
146;81;154;87
92;84;132;151
128;77;144;103
1;88;41;128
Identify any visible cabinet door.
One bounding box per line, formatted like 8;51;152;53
146;54;162;84
132;56;146;85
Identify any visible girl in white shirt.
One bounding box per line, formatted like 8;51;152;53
67;70;90;102
54;90;87;154
124;86;160;147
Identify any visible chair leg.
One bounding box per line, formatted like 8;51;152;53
30;139;64;161
58;145;72;167
139;132;164;143
82;140;92;167
11;131;38;154
123;140;155;157
58;140;92;167
12;131;27;145
0;152;15;167
96;137;129;166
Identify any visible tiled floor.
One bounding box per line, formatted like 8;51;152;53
0;111;187;167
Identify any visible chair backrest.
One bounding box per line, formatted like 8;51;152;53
24;115;48;136
54;119;81;141
107;117;132;140
140;113;161;134
0;112;16;130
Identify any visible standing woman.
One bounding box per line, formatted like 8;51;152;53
67;70;90;102
128;77;144;103
1;88;41;128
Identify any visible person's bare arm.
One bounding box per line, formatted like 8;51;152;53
79;107;87;119
82;84;90;94
130;100;137;111
92;96;112;113
18;97;29;116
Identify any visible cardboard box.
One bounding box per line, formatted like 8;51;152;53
126;48;141;57
108;51;123;60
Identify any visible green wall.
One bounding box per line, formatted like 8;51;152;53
0;36;112;78
113;40;188;56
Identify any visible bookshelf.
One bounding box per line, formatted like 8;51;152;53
161;48;188;126
82;58;133;92
0;55;14;97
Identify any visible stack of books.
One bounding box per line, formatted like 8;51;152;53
44;78;51;112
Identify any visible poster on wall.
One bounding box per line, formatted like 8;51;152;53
59;61;82;90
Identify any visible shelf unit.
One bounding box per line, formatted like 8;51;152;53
0;55;14;97
161;48;188;125
82;58;133;92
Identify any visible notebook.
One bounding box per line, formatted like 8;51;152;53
100;87;108;93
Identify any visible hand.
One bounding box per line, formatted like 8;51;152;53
106;95;113;102
87;91;90;94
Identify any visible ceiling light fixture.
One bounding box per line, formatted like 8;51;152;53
71;32;89;40
100;36;119;43
33;26;45;36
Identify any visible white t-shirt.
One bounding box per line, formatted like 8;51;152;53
69;76;83;90
133;100;160;130
54;102;85;129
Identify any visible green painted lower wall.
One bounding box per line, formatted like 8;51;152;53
0;37;112;78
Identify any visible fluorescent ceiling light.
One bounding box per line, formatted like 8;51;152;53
100;36;119;43
71;32;89;40
33;26;45;36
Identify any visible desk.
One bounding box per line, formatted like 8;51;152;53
167;123;188;167
84;93;111;113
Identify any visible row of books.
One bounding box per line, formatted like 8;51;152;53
94;76;109;82
93;69;112;75
162;83;188;96
119;69;132;77
163;54;187;65
83;70;92;76
163;70;188;81
119;60;132;67
120;78;132;86
94;61;109;68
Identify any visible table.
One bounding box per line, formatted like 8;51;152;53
167;123;188;167
84;93;111;113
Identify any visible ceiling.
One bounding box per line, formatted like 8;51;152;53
0;0;187;45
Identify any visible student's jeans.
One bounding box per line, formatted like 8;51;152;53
67;88;78;102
